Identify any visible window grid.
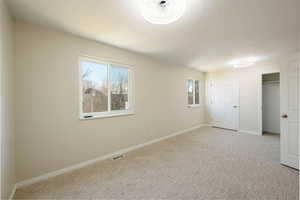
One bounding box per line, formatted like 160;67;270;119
79;57;133;119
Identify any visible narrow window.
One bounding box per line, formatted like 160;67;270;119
195;80;200;104
80;58;133;119
187;79;201;106
188;79;194;105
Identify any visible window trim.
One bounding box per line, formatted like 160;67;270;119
187;79;202;107
78;56;134;120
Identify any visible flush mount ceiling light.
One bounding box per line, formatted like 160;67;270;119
139;0;186;24
230;57;259;68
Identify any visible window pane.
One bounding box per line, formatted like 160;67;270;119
188;80;194;105
81;61;108;114
111;66;129;111
195;80;200;104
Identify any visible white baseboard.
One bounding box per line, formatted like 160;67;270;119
238;129;261;136
16;124;207;189
9;184;16;200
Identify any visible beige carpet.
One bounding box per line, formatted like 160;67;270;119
14;127;299;200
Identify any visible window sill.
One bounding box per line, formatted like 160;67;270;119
80;111;134;120
187;104;202;108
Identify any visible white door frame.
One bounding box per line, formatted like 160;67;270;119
258;70;280;136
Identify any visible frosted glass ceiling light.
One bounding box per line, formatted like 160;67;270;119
230;57;259;68
139;0;186;24
233;61;254;68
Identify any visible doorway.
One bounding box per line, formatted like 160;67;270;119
262;73;280;135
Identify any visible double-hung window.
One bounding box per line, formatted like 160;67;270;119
79;57;133;119
187;79;201;106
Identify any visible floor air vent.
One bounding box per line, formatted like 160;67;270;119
112;154;124;160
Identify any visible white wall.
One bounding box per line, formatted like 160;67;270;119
0;0;16;199
262;82;280;134
206;64;280;135
15;21;206;182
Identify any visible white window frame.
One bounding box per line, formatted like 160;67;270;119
187;79;202;108
79;56;134;119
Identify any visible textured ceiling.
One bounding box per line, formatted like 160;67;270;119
7;0;300;71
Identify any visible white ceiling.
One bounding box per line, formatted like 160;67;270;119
7;0;299;71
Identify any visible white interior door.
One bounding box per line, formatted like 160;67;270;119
280;56;299;169
210;76;239;130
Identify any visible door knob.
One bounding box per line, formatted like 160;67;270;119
281;114;288;119
233;105;238;108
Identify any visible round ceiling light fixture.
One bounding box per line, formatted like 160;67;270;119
139;0;186;24
230;57;259;68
